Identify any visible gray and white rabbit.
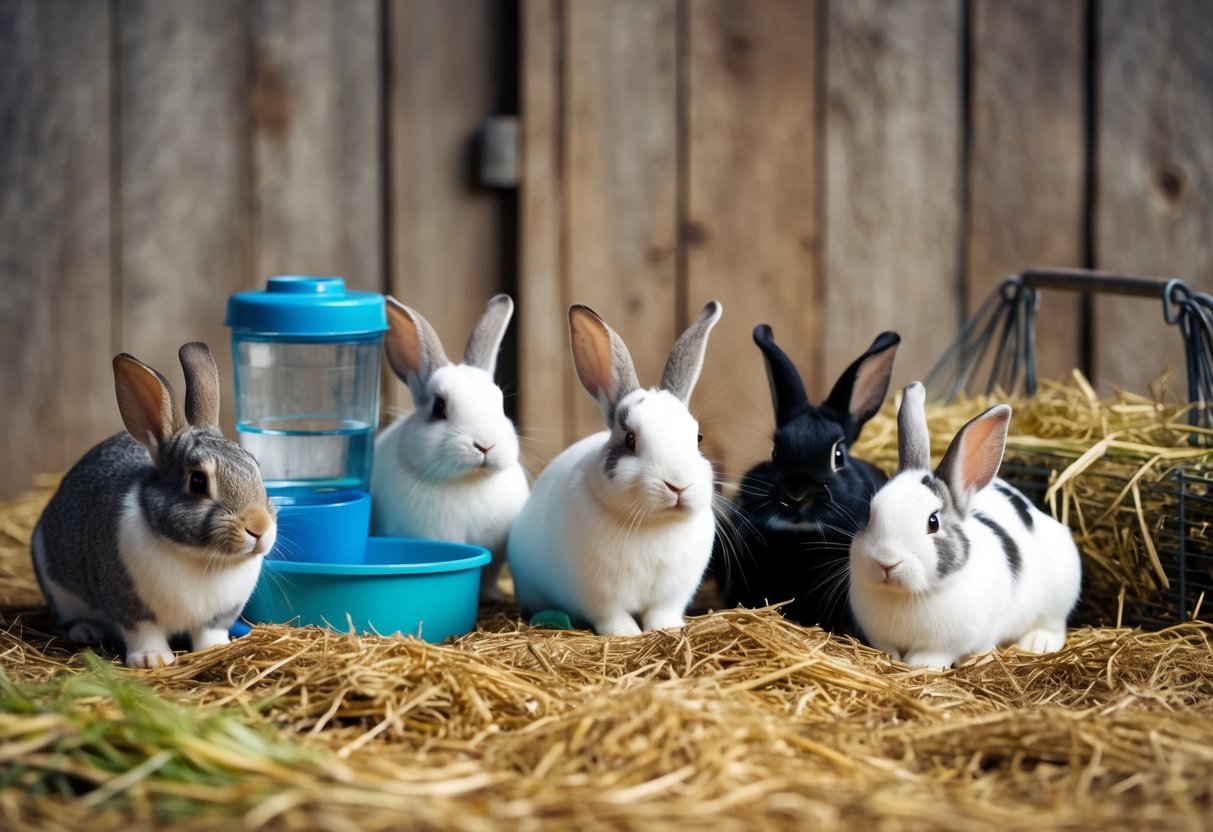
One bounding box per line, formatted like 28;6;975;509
849;382;1082;668
370;295;529;601
508;301;723;635
32;343;277;668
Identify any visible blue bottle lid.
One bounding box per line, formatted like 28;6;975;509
225;276;388;337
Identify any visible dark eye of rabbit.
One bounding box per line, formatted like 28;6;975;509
188;470;208;496
697;432;704;445
625;429;637;452
431;396;448;420
830;440;846;471
927;512;940;534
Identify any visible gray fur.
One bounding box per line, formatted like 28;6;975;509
922;476;969;578
32;344;274;645
897;382;931;472
384;296;451;405
974;512;1022;579
995;482;1034;530
462;294;514;376
36;433;156;630
180;342;220;427
935;519;970;578
659;301;723;404
569;305;640;426
935;404;1011;515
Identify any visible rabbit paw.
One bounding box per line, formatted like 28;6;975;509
192;627;231;652
900;650;956;670
641;607;686;632
1017;628;1066;654
126;649;176;669
593;612;642;637
123;623;175;669
66;620;108;644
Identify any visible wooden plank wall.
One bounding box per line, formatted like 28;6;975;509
517;0;1213;485
4;0;1213;498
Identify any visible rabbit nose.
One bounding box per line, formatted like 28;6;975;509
881;562;901;581
665;481;688;494
246;529;262;540
474;442;494;455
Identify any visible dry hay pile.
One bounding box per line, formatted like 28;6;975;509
2;376;1213;831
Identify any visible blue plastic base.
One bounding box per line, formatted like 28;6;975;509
243;537;490;643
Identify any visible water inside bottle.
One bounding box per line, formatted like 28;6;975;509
238;417;374;495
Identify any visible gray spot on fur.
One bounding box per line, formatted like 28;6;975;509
935;521;969;578
975;512;1022;579
995;482;1034;530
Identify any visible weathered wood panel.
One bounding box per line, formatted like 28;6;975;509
517;0;571;464
563;0;680;441
0;0;115;497
1095;0;1213;397
118;0;251;431
823;0;963;390
967;0;1085;385
250;0;382;292
685;0;819;482
385;0;504;419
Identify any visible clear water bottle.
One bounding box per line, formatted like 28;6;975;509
225;276;387;497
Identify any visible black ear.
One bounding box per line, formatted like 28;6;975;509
753;324;810;426
824;331;900;441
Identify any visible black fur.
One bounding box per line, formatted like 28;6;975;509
974;512;1023;579
713;327;900;632
995;482;1034;530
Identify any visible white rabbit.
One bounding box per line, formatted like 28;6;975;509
370;294;529;601
849;382;1082;668
507;301;723;635
32;343;277;669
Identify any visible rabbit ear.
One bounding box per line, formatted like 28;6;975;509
660;300;723;404
935;403;1011;514
569;304;640;425
753;324;810;425
463;294;513;376
114;353;183;456
384;296;450;401
824;331;900;440
179;342;220;428
897;382;931;473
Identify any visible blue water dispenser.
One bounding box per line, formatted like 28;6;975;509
225;276;387;561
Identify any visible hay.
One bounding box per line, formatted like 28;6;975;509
4;383;1213;830
853;370;1213;628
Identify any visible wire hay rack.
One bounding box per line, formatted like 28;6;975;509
926;268;1213;629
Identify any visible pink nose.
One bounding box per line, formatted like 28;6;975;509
664;481;687;495
881;562;901;581
474;442;494;455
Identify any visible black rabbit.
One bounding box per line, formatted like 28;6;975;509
715;326;900;631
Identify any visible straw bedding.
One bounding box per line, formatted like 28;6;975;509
3;378;1213;830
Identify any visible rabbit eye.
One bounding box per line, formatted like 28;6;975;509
432;396;448;420
188;470;209;497
927;512;940;534
697;432;704;445
830;440;846;471
624;430;637;452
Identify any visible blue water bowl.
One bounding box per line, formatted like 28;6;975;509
242;537;491;642
271;490;371;564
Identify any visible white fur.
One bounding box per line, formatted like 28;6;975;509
507;390;716;635
371;364;530;599
117;490;271;666
850;475;1081;668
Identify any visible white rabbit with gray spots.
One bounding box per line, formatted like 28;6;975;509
371;294;529;601
508;301;723;636
849;382;1081;668
32;343;277;669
